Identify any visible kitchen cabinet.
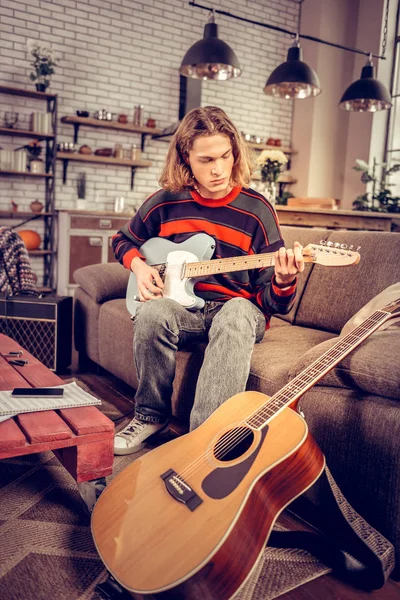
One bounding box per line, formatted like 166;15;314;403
57;210;131;296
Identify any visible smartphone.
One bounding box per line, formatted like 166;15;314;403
11;387;64;398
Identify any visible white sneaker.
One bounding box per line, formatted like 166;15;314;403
114;417;168;455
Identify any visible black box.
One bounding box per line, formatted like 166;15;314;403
0;295;73;373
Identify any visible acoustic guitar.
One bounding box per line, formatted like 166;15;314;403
126;233;360;315
92;298;400;600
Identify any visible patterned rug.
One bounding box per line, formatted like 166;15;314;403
0;379;330;600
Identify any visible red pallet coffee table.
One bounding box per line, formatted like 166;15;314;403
0;334;114;511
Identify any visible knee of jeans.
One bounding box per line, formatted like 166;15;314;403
134;298;180;335
214;298;257;331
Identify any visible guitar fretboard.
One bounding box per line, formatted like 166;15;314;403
185;253;278;278
246;310;390;430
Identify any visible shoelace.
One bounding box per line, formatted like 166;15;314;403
118;420;146;439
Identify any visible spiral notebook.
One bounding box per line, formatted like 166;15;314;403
0;382;101;422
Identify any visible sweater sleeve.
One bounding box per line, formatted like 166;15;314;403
111;204;158;270
249;206;297;316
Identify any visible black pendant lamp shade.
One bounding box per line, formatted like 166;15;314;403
180;15;241;81
339;58;392;112
264;42;321;99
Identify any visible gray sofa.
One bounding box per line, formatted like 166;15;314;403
74;225;400;577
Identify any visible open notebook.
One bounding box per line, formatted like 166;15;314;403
0;382;101;423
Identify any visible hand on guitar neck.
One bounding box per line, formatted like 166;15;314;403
273;241;304;289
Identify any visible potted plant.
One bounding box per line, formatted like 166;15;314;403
353;158;400;213
28;41;58;92
26;140;43;173
76;172;87;210
256;149;288;204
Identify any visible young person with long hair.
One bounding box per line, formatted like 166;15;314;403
111;106;304;455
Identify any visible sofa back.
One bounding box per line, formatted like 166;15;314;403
281;226;400;333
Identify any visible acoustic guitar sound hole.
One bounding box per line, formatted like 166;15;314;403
214;427;254;461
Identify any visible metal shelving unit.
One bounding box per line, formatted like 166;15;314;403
0;84;57;292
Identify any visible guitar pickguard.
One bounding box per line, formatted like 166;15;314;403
202;426;269;500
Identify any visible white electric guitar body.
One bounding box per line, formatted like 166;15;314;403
126;233;216;315
126;233;360;316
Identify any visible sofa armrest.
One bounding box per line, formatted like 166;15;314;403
73;262;130;304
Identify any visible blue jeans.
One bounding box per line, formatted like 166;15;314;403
132;297;266;431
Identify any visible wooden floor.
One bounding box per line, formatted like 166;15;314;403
62;364;400;600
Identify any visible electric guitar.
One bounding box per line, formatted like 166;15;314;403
91;297;400;600
126;233;360;315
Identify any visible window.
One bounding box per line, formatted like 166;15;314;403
385;5;400;196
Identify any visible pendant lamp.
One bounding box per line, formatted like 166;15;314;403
339;56;392;112
263;37;321;99
179;12;241;81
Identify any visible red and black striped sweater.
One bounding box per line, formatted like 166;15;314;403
112;186;297;324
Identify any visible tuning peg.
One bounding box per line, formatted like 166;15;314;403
334;243;341;248
340;244;348;249
349;245;354;250
357;246;361;252
326;241;333;247
319;239;327;245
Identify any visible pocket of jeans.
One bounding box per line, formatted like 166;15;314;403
131;302;143;325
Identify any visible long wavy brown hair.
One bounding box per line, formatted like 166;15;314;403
159;106;255;192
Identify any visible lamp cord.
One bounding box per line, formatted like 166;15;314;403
381;0;390;58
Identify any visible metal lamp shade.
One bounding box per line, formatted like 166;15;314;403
339;63;392;112
180;22;241;81
264;46;321;99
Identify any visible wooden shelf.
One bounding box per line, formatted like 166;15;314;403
28;249;54;256
0;211;53;218
0;126;54;140
37;286;53;293
0;84;57;100
61;115;161;136
247;142;296;154
57;152;152;189
0;170;53;178
57;151;151;168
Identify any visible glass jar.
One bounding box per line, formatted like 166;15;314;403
131;144;141;161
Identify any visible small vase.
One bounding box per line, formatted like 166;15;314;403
263;180;277;205
35;83;47;92
30;200;44;213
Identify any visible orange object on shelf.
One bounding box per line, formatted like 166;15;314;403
17;229;41;250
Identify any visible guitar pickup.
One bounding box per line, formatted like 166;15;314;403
161;468;203;512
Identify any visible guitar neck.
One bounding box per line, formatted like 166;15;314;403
185;251;313;278
246;309;392;430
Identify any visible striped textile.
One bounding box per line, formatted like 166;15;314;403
112;186;297;320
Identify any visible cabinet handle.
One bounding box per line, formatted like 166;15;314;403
89;237;102;246
99;219;112;229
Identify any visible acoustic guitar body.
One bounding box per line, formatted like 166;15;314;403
91;391;325;600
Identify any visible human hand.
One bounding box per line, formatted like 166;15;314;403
274;241;304;287
130;257;164;301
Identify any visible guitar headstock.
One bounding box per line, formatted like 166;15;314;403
302;242;361;267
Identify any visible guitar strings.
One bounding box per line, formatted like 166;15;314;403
176;312;387;483
179;313;384;480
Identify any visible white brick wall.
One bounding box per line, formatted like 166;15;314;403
0;0;298;284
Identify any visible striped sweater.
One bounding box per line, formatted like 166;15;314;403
112;186;297;323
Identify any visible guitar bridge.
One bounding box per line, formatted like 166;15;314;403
161;469;203;512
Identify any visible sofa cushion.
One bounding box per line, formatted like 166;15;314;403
247;318;335;396
74;262;129;304
294;230;400;333
290;330;400;400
